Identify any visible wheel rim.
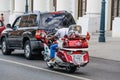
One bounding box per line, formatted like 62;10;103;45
2;41;6;53
25;44;30;58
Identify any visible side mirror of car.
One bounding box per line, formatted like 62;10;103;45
6;24;12;28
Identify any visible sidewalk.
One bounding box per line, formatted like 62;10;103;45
89;33;120;61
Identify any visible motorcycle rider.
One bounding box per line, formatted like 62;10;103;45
48;25;82;63
48;24;69;63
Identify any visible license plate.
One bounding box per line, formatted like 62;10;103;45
72;54;84;64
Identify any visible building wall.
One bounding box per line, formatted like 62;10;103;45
33;0;47;12
0;0;120;37
0;0;10;25
105;0;112;31
33;0;53;12
57;0;78;21
77;0;101;35
112;18;120;37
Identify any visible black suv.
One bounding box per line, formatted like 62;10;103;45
0;11;76;59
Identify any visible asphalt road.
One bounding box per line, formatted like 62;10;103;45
0;50;120;80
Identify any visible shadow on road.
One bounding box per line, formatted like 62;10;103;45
45;67;87;75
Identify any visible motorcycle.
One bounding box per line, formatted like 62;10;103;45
42;25;90;73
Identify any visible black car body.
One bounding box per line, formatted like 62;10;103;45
0;11;76;59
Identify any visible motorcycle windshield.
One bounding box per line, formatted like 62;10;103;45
68;25;82;35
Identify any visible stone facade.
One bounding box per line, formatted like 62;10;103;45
0;0;119;37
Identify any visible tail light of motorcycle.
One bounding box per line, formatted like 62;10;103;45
82;41;88;48
83;52;89;62
58;50;73;62
66;53;73;62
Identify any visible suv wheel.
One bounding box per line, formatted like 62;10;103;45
1;38;12;55
24;40;33;60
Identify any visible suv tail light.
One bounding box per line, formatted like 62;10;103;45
35;30;45;40
35;30;41;39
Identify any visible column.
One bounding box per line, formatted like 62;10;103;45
10;0;14;14
86;0;101;15
57;0;71;12
29;0;33;12
47;0;53;11
105;0;112;31
71;0;78;21
33;0;48;12
14;0;25;13
9;0;25;24
112;18;120;37
57;0;78;21
87;0;101;33
0;0;9;11
77;0;102;34
9;0;15;24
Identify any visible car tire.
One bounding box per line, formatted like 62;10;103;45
24;40;33;60
1;38;12;55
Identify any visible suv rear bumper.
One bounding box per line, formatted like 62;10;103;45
30;40;44;51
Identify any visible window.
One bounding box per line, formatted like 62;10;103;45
41;13;76;28
13;17;22;29
28;14;37;27
19;15;29;27
41;13;64;27
112;0;120;18
78;0;87;17
19;14;37;27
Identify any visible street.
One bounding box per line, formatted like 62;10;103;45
0;50;120;80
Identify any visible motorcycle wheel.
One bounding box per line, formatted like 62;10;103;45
66;66;77;73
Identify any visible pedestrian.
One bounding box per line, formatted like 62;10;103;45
0;13;4;23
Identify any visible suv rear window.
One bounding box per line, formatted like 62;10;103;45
41;12;76;28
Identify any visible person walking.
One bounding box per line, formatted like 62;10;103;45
0;13;4;23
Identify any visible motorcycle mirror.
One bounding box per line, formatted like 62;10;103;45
86;32;90;40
